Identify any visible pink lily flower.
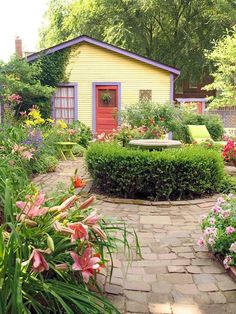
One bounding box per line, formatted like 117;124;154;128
16;192;49;220
22;249;49;273
67;222;89;242
83;210;101;226
70;247;100;283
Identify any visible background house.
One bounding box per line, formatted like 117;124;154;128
27;36;180;134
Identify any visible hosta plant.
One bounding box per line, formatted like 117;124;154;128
199;195;236;269
0;182;139;313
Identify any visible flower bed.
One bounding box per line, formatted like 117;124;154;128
199;195;236;270
86;143;225;200
0;178;138;312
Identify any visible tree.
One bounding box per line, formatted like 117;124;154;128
0;57;54;117
39;0;236;81
203;26;236;108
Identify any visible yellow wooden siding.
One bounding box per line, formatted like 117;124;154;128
66;43;171;128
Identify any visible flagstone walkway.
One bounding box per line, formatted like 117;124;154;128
32;158;236;314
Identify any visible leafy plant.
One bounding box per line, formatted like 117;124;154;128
203;26;236;108
31;154;59;173
86;143;225;200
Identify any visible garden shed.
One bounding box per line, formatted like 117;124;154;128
27;35;180;134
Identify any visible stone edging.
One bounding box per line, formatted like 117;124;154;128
93;193;219;207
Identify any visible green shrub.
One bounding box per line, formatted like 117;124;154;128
121;101;181;133
32;154;58;173
72;143;86;157
86;143;225;200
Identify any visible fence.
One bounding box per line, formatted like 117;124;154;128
207;106;236;128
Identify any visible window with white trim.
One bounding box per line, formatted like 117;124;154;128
53;86;75;123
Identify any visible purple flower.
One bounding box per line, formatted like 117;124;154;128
226;226;235;235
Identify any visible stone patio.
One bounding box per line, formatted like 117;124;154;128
32;158;236;314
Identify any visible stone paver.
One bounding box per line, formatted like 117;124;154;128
33;159;236;314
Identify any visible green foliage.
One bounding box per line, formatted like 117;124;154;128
39;0;236;81
35;49;71;86
72;144;86;157
71;121;93;147
31;154;59;173
121;101;181;132
0;57;54;117
173;111;224;142
217;175;236;194
203;26;236;108
86;143;225;200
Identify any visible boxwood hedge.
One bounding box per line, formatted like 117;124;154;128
86;143;225;200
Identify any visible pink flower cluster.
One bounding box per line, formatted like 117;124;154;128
198;196;236;269
8;93;22;104
223;140;236;162
12;144;34;160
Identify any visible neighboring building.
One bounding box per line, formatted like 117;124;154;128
27;35;180;134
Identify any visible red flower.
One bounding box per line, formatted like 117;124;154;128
73;176;86;188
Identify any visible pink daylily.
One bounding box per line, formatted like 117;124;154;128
16;192;49;220
67;222;89;242
226;226;235;235
217;197;225;205
83;210;101;226
21;150;34;160
212;205;221;215
70;247;100;283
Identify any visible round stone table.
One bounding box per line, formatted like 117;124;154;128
128;139;182;150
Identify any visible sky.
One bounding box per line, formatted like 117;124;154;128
0;0;48;62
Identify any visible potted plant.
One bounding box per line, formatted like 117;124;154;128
101;91;112;104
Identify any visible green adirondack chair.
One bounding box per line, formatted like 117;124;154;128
187;125;227;145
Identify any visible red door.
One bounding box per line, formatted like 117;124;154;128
96;85;118;134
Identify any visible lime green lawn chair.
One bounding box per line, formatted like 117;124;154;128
187;125;227;145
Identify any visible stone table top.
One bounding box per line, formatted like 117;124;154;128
129;139;182;149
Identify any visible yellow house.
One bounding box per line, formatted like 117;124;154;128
27;35;180;134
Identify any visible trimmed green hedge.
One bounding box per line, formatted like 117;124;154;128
86;143;225;200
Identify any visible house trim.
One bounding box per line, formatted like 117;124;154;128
27;35;180;76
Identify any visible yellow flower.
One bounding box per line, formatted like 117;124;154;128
34;117;45;125
25;120;35;126
28;109;41;120
46;118;54;123
57;120;68;129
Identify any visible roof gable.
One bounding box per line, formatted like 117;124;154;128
27;35;180;75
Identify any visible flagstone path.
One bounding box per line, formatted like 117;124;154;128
32;158;236;314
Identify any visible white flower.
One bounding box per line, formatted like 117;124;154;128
230;242;236;253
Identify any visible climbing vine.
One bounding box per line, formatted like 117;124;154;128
35;48;71;87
